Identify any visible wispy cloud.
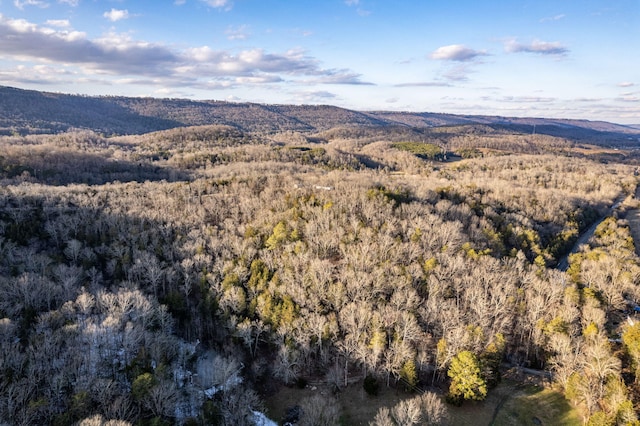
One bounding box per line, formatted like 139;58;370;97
103;9;130;22
45;19;71;28
430;44;488;62
58;0;79;6
540;14;565;23
200;0;233;10
235;75;283;84
225;25;250;41
616;95;640;102
501;95;556;103
394;81;451;88
442;63;478;81
294;90;338;103
618;82;635;88
291;28;313;37
344;0;371;16
307;70;373;85
504;39;568;56
14;0;49;9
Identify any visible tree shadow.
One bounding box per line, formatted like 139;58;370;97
1;150;190;185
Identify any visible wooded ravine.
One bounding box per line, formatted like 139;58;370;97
2;88;640;425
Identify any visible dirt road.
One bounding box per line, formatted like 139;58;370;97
557;197;625;271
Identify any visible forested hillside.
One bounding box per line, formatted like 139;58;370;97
1;86;639;147
2;111;640;425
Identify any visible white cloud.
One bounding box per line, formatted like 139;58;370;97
104;9;130;22
0;17;176;75
0;64;76;85
429;45;488;82
618;82;635;88
200;0;232;9
430;44;487;61
58;0;79;6
3;18;39;33
504;39;568;55
0;16;368;90
183;47;318;75
14;0;49;9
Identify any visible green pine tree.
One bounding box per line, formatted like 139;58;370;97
447;351;487;403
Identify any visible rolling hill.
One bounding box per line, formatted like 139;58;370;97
1;85;639;146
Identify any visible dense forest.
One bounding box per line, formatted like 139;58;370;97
2;94;640;425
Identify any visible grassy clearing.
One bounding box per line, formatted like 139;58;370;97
491;384;582;426
447;381;510;426
392;142;444;160
263;381;407;425
263;376;582;426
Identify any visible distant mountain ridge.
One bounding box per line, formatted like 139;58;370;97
1;85;639;144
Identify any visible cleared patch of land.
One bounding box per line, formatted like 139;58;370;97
263;375;581;426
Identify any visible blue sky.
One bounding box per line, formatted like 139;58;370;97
0;0;638;124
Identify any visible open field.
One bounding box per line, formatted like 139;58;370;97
492;384;582;426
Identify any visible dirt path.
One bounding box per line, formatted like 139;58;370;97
488;386;528;426
489;392;513;426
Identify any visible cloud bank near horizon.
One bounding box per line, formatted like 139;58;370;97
0;15;370;92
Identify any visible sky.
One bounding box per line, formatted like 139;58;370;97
0;0;638;124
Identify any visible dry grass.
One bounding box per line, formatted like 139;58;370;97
263;375;581;426
491;384;582;426
263;381;408;425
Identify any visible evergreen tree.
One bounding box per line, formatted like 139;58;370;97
447;351;487;404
